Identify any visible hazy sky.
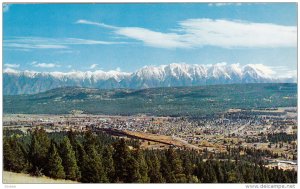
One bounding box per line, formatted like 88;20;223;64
3;3;297;75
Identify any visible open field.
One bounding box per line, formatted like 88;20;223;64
3;171;78;184
123;130;201;150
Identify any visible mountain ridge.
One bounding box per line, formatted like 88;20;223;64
3;63;295;95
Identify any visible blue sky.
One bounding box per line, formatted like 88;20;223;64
3;3;297;76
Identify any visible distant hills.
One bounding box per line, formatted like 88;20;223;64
3;63;295;95
4;83;297;116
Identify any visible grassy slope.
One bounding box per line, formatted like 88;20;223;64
3;171;78;184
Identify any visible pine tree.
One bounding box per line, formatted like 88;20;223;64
126;156;141;183
3;137;28;172
81;144;108;183
213;161;224;183
182;154;194;182
28;128;50;174
80;132;108;183
146;153;164;183
202;160;217;183
133;149;149;183
47;141;65;179
166;148;186;183
160;152;174;182
75;142;86;178
102;145;115;182
113;138;131;182
60;136;81;181
195;161;205;182
3;138;13;171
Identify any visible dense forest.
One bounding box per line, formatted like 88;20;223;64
3;129;297;183
4;83;297;116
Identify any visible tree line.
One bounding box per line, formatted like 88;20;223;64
3;128;297;183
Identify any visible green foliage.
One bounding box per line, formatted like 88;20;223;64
4;83;297;116
166;148;186;183
268;133;297;143
80;132;108;183
3;130;298;183
28;128;51;173
126;156;141;182
160;152;173;182
59;136;81;181
46;141;65;179
102;145;115;182
146;152;164;183
132;149;149;183
80;145;108;183
112;138;131;182
3;137;28;172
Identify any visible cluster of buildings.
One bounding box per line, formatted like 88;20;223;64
3;107;297;165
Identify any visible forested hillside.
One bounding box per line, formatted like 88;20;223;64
4;83;297;116
3;129;297;183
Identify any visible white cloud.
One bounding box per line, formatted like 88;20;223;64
179;19;296;48
76;19;118;29
3;36;124;50
65;38;122;45
4;63;20;68
269;66;297;79
4;43;67;49
115;27;188;48
77;19;296;49
208;3;242;7
32;61;60;68
77;20;188;49
116;67;121;72
89;64;98;69
282;70;297;79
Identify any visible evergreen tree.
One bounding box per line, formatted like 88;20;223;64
3;137;28;173
213;161;224;183
126;156;141;182
80;132;108;183
160;152;174;182
75;142;86;177
195;161;204;182
113;138;131;182
146;153;164;183
46;141;65;179
2;128;298;184
202;161;217;183
60;136;81;181
132;149;149;183
28;128;50;174
182;154;194;182
166;148;186;183
102;145;115;182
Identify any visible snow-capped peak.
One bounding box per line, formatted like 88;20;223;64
3;62;294;95
242;64;275;79
3;68;19;74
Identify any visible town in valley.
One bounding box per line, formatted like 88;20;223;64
4;106;297;171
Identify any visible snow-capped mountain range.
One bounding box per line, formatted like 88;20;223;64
3;63;296;95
